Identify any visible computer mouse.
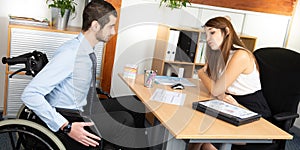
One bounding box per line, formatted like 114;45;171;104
171;83;184;90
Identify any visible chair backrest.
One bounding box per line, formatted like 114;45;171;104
254;47;300;115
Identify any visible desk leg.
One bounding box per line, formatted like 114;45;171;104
219;143;232;150
148;117;167;150
149;118;187;150
162;129;187;150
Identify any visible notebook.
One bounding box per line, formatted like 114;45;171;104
192;99;261;126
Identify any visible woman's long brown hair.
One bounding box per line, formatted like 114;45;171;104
204;17;248;80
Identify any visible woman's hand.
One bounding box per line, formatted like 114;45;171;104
68;122;101;147
217;94;239;106
198;64;208;76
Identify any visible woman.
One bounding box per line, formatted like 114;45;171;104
199;16;271;118
189;16;271;150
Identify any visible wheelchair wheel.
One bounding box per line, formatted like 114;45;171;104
0;119;66;150
16;104;29;119
17;104;44;124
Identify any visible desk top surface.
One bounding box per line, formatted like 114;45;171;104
119;74;292;140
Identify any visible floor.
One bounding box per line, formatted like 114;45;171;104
0;116;300;150
286;126;300;150
0;133;299;150
286;134;300;150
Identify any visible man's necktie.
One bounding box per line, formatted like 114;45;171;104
84;52;104;147
87;52;97;115
89;52;97;88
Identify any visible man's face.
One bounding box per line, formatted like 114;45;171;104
96;15;117;42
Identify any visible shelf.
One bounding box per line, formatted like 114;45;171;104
164;61;194;65
8;24;81;35
195;63;205;66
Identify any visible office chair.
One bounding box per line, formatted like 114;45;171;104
232;47;300;150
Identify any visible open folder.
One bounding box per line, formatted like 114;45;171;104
192;99;261;126
154;75;196;86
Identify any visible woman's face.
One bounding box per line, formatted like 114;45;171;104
205;27;225;50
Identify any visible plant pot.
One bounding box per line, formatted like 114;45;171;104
51;7;70;30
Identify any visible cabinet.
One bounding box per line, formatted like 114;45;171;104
3;24;104;118
240;35;257;52
151;24;201;78
151;24;257;78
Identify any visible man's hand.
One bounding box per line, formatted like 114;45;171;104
68;122;101;147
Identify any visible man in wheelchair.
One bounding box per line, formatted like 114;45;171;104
19;1;148;149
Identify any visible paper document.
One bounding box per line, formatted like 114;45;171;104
199;99;258;119
155;76;195;86
150;88;186;106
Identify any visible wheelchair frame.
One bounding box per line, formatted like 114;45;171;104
0;51;66;149
0;105;66;150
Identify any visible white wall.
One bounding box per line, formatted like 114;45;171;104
287;0;300;53
286;1;300;128
0;0;84;111
0;0;49;111
194;4;291;49
111;0;202;96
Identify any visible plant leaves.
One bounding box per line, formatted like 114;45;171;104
160;0;191;9
47;0;77;16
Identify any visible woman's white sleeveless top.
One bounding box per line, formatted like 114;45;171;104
225;50;262;96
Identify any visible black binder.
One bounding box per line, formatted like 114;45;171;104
192;99;261;126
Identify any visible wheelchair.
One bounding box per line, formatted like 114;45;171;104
0;51;111;150
0;50;65;149
0;107;66;150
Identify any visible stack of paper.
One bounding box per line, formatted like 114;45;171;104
123;64;138;79
150;88;186;106
9;16;49;27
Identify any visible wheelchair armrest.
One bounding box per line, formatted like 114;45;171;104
96;87;112;99
273;112;299;122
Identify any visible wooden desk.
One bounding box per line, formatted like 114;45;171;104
119;74;292;150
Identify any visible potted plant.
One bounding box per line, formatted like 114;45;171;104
160;0;191;9
46;0;77;29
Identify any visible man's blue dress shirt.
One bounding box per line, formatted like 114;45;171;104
22;33;95;131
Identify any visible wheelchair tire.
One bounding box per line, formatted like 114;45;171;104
16;104;45;125
0;119;66;150
16;104;27;119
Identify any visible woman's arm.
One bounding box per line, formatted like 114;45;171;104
198;50;252;97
